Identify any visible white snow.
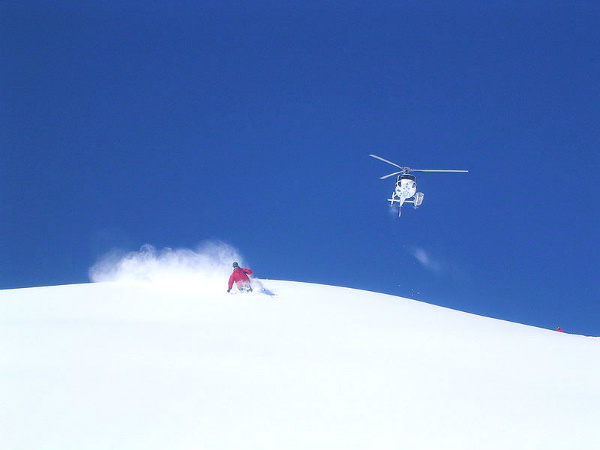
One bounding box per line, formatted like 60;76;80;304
1;279;599;450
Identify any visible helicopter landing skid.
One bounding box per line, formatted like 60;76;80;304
388;198;403;216
388;192;424;216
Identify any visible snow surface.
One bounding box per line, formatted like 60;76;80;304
1;279;600;450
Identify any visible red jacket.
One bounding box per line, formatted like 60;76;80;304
228;267;252;290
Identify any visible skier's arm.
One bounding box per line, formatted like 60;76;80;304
243;269;252;276
228;273;235;290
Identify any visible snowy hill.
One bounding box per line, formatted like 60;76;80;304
1;280;600;450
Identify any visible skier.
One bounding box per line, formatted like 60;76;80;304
228;262;253;293
556;326;564;333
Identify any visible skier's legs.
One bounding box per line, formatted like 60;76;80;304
237;282;252;293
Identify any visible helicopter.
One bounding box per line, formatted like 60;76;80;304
369;154;468;217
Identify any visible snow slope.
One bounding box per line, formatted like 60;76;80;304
1;280;599;450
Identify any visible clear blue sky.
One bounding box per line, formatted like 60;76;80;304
2;1;599;335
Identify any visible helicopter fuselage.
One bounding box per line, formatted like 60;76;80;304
394;174;417;204
388;175;423;216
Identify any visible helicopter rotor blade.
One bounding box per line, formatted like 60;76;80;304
370;154;468;175
410;169;469;173
369;154;403;169
380;171;403;179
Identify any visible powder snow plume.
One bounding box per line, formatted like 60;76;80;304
410;247;443;273
89;241;244;293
